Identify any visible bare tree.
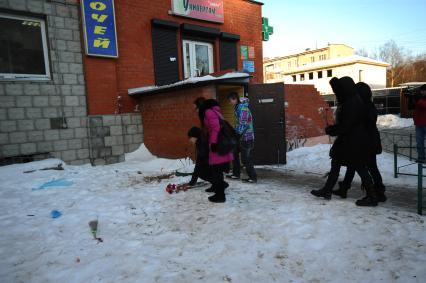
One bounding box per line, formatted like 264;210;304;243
384;53;426;86
376;40;412;87
356;48;369;57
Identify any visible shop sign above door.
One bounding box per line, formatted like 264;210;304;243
171;0;224;23
81;0;118;58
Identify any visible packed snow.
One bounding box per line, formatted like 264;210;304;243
0;144;425;283
121;144;193;174
377;114;414;129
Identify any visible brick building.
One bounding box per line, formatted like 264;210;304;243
284;84;333;141
81;0;267;161
0;0;330;166
0;0;143;165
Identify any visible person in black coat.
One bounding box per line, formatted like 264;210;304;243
187;126;229;192
333;82;386;202
311;77;377;206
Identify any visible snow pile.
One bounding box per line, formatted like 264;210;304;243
118;144;193;174
128;72;250;95
377;114;413;129
124;143;157;162
0;158;64;175
286;144;333;174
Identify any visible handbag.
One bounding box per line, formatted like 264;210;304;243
216;119;238;155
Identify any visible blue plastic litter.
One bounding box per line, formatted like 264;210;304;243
33;179;73;191
50;210;62;219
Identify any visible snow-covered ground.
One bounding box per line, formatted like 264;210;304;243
0;145;425;283
377;114;414;129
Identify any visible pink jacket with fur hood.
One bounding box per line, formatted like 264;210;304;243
203;106;234;165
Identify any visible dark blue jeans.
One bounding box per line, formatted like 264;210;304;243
416;126;426;160
232;139;257;181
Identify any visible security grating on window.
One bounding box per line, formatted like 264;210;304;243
0;13;50;81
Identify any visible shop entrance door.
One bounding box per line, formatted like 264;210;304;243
248;83;286;165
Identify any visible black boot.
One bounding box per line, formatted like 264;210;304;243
355;183;378;206
332;181;350;198
310;188;332;200
223;182;229;190
205;186;215;193
375;185;387;202
208;193;226;203
205;182;229;193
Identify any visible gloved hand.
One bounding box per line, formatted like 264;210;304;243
211;143;218;152
325;125;337;136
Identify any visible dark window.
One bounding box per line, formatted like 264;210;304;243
300;74;305;81
292;75;296;82
151;22;179;85
318;71;323;79
309;72;313;80
220;40;237;71
327;69;332;77
0;14;50;80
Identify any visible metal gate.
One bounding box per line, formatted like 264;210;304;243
248;83;286;165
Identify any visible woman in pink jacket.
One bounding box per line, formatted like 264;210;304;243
195;98;233;203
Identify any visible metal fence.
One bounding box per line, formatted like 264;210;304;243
379;128;417;159
380;128;424;215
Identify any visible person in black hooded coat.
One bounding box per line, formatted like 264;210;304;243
311;77;377;206
333;82;386;202
186;126;229;192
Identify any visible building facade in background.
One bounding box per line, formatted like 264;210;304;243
264;44;389;96
0;0;265;165
117;0;265;159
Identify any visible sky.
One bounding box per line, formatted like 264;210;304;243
262;0;426;59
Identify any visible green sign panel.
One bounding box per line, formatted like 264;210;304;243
262;17;274;41
240;45;248;60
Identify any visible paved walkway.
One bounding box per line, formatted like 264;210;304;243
257;167;422;215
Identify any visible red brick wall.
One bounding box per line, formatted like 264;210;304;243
141;85;216;159
284;84;334;139
82;0;263;115
142;83;333;159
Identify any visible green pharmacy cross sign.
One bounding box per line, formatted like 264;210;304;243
262;17;274;41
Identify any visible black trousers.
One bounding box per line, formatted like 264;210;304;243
342;155;384;189
198;165;213;183
211;163;230;195
232;140;257;181
323;159;373;192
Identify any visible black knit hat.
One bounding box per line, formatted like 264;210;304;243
194;97;206;109
187;127;201;138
